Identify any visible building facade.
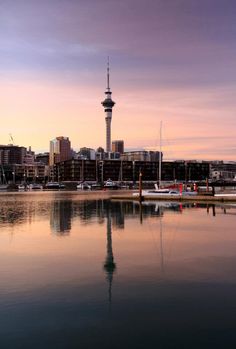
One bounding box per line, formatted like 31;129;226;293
55;159;210;183
112;140;124;154
49;137;71;166
121;150;161;162
0;145;27;165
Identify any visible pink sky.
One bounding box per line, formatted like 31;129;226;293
0;0;235;160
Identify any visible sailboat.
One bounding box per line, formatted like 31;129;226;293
133;122;197;198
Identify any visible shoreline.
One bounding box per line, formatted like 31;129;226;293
0;190;236;203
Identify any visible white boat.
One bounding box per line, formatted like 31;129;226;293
18;184;26;191
28;183;43;190
91;183;102;190
133;189;180;197
77;182;91;190
104;179;120;189
133;186;198;198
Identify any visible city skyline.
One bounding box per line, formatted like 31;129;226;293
0;0;235;160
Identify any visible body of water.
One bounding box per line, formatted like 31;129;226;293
0;192;236;348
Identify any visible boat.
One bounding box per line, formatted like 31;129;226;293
133;188;180;197
0;184;9;191
91;183;103;190
133;188;197;197
77;182;91;190
18;184;26;191
28;183;43;190
45;182;62;190
104;179;120;190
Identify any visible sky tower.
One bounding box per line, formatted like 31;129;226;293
101;58;115;152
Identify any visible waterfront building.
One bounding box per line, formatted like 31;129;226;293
210;161;236;181
79;147;96;160
0;144;27;165
49;137;72;166
121;150;161;162
112;140;124;154
96;151;120;160
55;159;210;183
24;147;35;164
35;152;49;165
13;163;47;182
101;58;115;152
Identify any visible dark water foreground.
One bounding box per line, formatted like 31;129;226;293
0;192;236;348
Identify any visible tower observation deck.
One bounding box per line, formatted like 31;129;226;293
101;58;115;152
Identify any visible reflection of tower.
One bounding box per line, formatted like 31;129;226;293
104;206;116;304
101;57;115;152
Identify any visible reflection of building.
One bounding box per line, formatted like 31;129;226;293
49;136;72;166
50;200;73;235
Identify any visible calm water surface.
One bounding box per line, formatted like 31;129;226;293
0;192;236;348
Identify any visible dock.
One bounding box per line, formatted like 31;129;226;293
111;193;236;203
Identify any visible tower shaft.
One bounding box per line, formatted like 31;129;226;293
101;58;115;152
106;116;112;152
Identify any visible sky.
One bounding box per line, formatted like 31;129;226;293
0;0;235;160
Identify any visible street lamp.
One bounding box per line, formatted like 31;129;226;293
12;171;15;184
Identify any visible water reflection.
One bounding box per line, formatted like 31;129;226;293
0;196;236;234
104;202;116;305
0;194;236;348
50;200;72;235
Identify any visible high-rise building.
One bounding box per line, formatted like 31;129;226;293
0;145;27;165
112;140;124;154
49;137;71;166
79;147;96;160
35;152;49;165
101;58;115;152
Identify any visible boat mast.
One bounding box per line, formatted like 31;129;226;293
159;121;162;188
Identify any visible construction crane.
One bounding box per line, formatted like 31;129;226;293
9;133;14;145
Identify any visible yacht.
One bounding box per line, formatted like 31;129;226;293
28;183;43;190
18;184;26;191
133;188;180;197
77;182;91;190
133;185;197;198
104;179;120;190
45;182;62;190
